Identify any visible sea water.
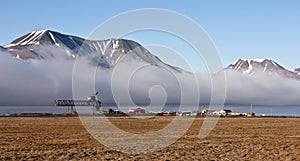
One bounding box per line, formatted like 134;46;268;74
0;106;68;115
0;105;300;116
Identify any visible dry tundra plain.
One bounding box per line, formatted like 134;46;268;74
0;116;299;160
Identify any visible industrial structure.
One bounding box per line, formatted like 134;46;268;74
54;94;101;115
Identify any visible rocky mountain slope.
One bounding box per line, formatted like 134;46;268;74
3;30;182;72
226;58;300;79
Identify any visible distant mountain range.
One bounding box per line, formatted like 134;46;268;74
226;58;300;79
1;30;300;80
2;30;182;72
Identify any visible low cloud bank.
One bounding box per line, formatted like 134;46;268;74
1;50;300;106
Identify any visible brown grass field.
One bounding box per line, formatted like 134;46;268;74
0;116;299;160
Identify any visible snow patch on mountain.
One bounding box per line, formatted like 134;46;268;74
3;30;184;73
240;58;265;63
226;58;300;79
5;30;47;47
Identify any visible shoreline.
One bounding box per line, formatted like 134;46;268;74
1;112;300;118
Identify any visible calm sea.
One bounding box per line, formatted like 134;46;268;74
0;105;300;116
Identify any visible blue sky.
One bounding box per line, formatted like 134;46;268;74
1;0;300;71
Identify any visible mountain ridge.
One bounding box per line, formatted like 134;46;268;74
1;30;299;77
2;30;183;72
226;58;300;79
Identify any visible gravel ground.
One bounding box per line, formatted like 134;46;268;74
0;116;299;160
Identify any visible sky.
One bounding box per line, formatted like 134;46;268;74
1;0;300;71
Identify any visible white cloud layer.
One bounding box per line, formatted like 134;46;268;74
1;50;300;106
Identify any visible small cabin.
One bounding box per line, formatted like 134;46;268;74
87;96;96;101
128;107;145;114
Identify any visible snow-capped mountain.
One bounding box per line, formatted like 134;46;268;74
4;30;83;60
226;58;300;79
3;30;182;72
5;30;84;48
